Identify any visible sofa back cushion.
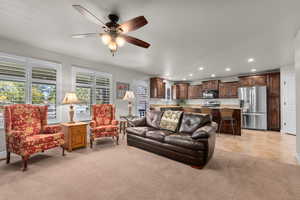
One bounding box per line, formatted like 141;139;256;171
159;110;183;132
146;110;163;129
9;104;42;136
179;113;211;134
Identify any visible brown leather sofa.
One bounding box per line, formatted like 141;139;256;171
126;110;218;168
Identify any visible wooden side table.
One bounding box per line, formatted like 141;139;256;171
61;122;88;152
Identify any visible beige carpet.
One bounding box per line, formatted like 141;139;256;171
0;139;299;200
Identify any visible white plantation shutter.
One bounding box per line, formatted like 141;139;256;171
32;67;56;82
74;68;112;120
76;72;93;86
136;85;148;117
96;75;111;104
0;61;26;79
0;52;61;128
31;66;58;120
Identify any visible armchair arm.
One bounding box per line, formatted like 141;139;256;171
128;117;146;127
43;125;62;134
191;122;218;140
112;120;119;125
90;120;96;128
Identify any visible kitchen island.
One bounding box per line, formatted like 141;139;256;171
150;105;242;136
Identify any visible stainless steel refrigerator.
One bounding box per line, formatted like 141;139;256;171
238;86;267;130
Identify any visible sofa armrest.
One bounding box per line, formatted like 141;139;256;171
191;122;218;139
128;117;146;127
43;125;62;134
90;120;96;128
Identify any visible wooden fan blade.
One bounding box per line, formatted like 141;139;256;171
72;5;106;27
123;35;150;48
118;16;148;33
71;33;100;38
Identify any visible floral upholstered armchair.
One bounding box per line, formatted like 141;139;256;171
89;104;119;148
4;104;65;171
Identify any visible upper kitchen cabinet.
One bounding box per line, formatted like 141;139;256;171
150;77;166;98
202;80;219;90
174;83;189;99
219;82;239;98
188;85;202;99
239;75;267;86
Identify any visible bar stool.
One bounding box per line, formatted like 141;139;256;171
219;108;236;135
201;107;212;120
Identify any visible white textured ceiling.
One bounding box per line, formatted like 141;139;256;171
0;0;300;80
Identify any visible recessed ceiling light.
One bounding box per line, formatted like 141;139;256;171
189;73;193;76
198;67;204;71
211;74;216;77
248;58;255;63
225;68;231;71
251;68;257;72
165;73;169;76
182;78;186;80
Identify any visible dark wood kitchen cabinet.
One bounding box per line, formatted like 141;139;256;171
202;80;219;90
219;82;239;98
267;72;280;131
239;75;267;86
150;77;165;98
188;85;202;99
173;83;189;99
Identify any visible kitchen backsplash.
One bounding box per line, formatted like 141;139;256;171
149;98;240;105
186;98;240;105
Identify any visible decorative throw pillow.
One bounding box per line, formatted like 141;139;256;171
179;113;211;134
159;110;183;132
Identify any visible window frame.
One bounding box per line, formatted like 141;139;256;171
0;52;62;127
72;66;113;121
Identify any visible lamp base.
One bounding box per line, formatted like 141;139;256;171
128;101;132;116
69;105;75;123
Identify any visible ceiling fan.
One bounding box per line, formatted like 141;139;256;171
72;5;150;56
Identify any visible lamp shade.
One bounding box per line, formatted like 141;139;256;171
62;92;79;104
123;91;135;101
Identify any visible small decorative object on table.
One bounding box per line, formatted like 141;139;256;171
123;91;135;116
62;92;80;123
61;122;88;152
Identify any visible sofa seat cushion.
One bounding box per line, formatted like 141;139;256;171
179;113;211;134
164;134;205;150
159;110;183;132
145;130;172;142
126;127;156;137
23;132;64;147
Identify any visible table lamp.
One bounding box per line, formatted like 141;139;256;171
123;91;135;117
62;92;79;123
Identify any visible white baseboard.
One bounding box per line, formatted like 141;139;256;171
0;151;6;159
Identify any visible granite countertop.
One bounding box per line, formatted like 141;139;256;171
150;104;241;110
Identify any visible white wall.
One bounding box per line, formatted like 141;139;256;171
280;65;296;135
295;30;300;163
0;37;149;156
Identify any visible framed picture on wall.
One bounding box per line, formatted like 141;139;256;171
116;82;130;99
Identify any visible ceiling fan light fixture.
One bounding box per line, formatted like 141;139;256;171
101;34;112;45
116;36;125;47
108;41;117;51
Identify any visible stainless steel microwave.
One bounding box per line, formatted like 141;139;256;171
202;90;218;99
